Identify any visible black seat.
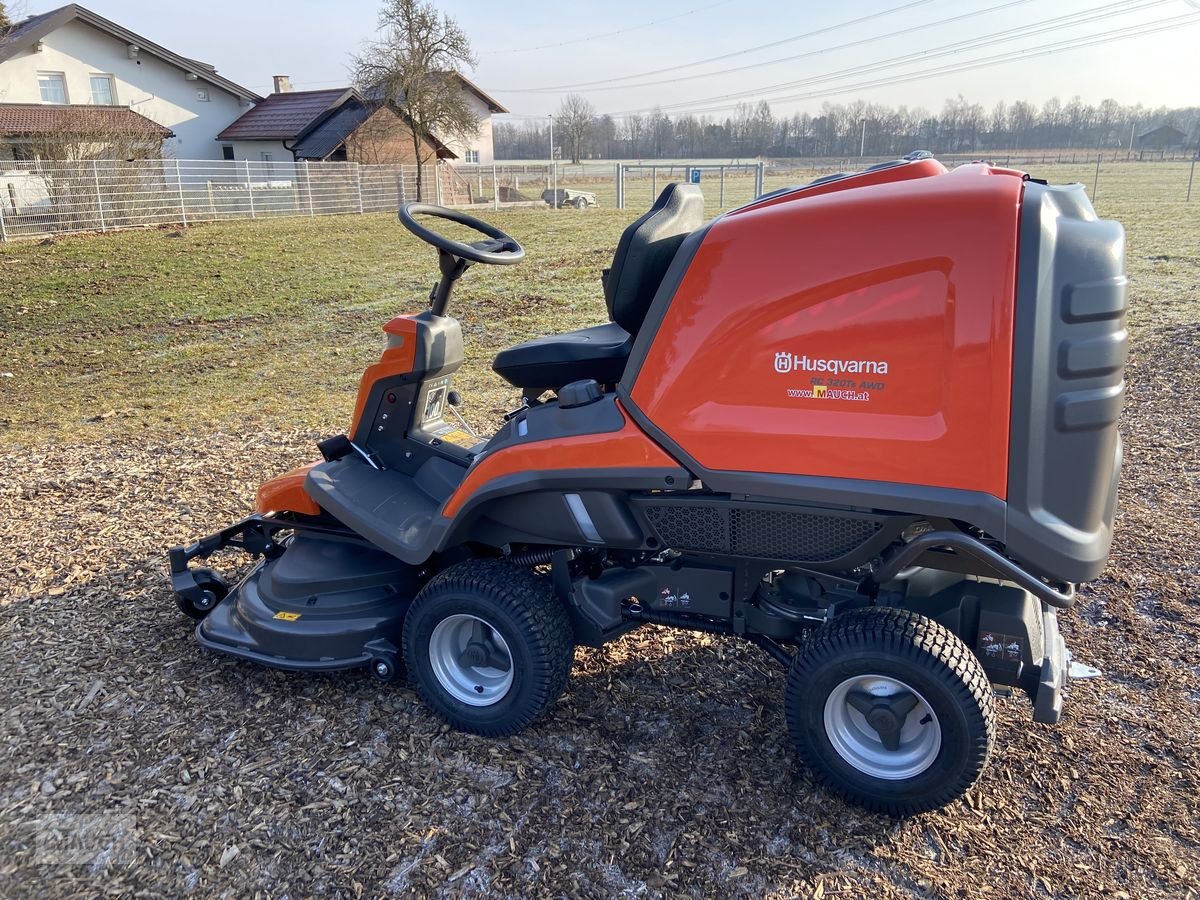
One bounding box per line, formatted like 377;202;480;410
493;182;705;393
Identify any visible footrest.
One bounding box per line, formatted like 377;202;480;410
306;458;441;564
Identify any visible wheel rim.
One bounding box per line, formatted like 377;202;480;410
823;674;942;780
428;614;514;707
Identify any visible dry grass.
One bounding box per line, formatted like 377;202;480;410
0;178;1198;898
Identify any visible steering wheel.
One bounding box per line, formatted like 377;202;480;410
399;202;525;265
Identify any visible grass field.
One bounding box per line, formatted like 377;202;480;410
1;170;1199;897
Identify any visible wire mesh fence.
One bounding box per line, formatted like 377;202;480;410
0;158;441;240
0;154;1194;240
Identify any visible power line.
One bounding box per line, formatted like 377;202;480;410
479;0;736;55
607;0;1171;113
501;0;1044;94
612;12;1200;118
490;0;945;92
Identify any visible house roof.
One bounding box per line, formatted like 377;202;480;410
290;102;373;160
0;102;174;137
0;4;261;102
453;72;507;114
217;88;355;141
1137;124;1186;140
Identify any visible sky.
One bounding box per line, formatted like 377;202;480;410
16;0;1200;118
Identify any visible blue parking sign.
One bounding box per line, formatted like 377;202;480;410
690;169;701;184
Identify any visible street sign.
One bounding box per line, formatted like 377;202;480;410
689;169;701;184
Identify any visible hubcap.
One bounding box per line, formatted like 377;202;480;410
428;614;514;707
823;674;942;780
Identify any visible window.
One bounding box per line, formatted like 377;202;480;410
464;149;480;164
38;73;67;104
260;152;273;162
90;74;116;105
195;89;210;102
222;145;235;161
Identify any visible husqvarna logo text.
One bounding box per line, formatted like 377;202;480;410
773;352;890;375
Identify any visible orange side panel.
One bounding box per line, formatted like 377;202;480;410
629;164;1024;499
441;403;677;519
736;158;949;215
256;464;321;516
349;315;419;435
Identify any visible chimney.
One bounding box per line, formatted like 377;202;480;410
273;75;293;94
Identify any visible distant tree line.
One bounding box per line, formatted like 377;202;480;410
495;94;1200;161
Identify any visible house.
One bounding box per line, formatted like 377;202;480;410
1136;124;1187;153
215;79;452;165
0;3;260;160
436;74;507;166
217;73;506;165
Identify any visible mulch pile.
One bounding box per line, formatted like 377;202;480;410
0;324;1197;898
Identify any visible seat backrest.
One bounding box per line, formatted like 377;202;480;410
604;183;705;334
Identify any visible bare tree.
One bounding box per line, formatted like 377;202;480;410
0;3;11;34
557;94;594;164
353;0;478;200
625;114;643;159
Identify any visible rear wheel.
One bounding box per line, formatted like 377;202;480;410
403;559;574;736
785;607;994;815
572;196;587;209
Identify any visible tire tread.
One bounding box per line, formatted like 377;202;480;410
405;559;574;737
786;606;995;816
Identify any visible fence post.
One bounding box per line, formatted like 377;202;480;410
1188;157;1196;202
651;166;657;203
245;160;255;219
492;163;499;211
0;196;7;242
756;161;766;197
720;166;726;207
305;162;315;216
1092;153;1101;200
355;163;364;214
92;159;106;231
435;164;443;206
174;159;187;226
615;164;623;209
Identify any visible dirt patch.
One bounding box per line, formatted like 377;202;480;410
0;326;1197;900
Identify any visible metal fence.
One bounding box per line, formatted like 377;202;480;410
2;154;1195;241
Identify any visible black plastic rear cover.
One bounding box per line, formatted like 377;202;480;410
1006;181;1127;583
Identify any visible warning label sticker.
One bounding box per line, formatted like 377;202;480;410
438;429;481;449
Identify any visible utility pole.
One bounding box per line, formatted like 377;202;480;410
860;119;867;157
548;113;556;205
1127;122;1136;160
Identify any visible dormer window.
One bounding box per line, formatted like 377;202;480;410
38;72;68;104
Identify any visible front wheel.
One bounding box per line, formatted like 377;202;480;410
785;607;995;816
403;559;574;736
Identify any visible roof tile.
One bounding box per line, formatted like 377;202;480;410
217;89;352;141
0;103;174;137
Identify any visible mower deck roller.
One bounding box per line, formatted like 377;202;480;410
170;158;1126;815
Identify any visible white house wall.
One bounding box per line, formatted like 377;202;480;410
223;139;292;162
439;92;495;165
0;19;250;160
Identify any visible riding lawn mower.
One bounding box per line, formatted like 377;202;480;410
169;157;1127;815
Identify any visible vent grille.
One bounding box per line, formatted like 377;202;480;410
644;504;727;553
643;504;881;562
